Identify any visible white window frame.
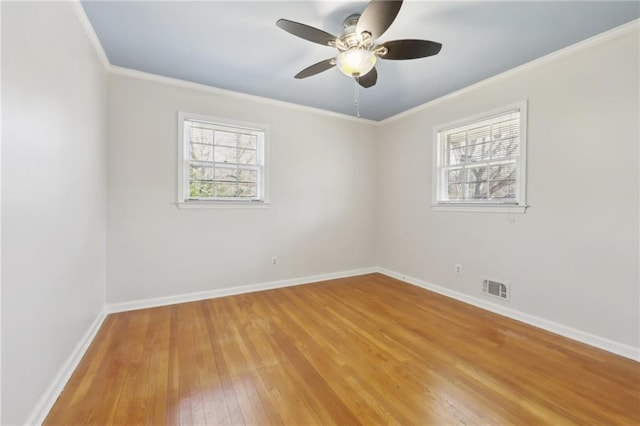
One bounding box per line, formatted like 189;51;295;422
432;101;528;213
177;111;269;209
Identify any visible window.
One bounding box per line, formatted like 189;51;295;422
177;112;268;208
433;101;528;213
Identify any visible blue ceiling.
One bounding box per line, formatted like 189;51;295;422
82;1;639;121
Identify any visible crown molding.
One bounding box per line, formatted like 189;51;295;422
68;0;374;125
69;0;110;70
108;66;378;126
68;0;637;126
378;18;640;126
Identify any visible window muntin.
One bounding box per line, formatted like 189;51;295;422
179;113;267;204
434;102;527;211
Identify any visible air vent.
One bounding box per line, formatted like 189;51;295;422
482;279;509;301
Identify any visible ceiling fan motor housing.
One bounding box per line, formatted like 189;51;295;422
339;14;368;49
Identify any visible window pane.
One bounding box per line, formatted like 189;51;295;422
446;132;466;166
489;164;516;200
467;167;488;182
190;165;203;180
447;132;466;148
492;118;519;141
448;147;467;165
467;125;491;144
238;148;257;165
448;182;488;200
190;165;213;181
466;142;491;163
191;143;213;161
190;181;213;198
237;169;257;183
492;137;519;159
489;164;515;181
447;183;464;200
211;167;235;182
189;127;213;144
214;146;237;163
238;133;257;149
447;169;466;184
237;183;257;197
215;131;237;147
490;180;516;199
466;182;488;199
214;182;238;197
209;168;258;184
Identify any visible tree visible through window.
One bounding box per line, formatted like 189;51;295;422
433;102;527;212
178;113;267;203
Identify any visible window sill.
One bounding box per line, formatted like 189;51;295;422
177;201;270;210
432;204;528;213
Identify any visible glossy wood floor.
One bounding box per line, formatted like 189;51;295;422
45;274;639;425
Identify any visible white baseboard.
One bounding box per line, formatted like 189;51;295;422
26;308;108;425
377;267;640;362
25;268;376;425
106;267;378;313
107;266;640;362
25;265;638;425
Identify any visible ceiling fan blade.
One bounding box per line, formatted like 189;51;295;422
357;67;378;88
356;0;403;40
379;39;442;60
295;58;336;79
276;19;337;46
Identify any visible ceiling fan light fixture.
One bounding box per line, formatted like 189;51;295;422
336;48;377;78
277;0;443;90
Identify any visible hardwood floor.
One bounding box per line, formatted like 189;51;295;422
45;273;639;425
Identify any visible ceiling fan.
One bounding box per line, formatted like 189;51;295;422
276;0;442;89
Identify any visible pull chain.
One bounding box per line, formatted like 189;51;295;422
354;77;361;118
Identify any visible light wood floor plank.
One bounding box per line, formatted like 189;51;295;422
44;273;640;425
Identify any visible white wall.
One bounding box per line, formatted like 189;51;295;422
1;6;636;422
376;29;639;349
1;2;107;424
107;73;377;303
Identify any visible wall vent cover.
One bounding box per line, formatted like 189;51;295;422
482;279;510;301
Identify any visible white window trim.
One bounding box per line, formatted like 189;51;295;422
432;101;529;214
177;111;270;209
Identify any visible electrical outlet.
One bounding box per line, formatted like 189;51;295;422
272;256;278;266
455;264;462;275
